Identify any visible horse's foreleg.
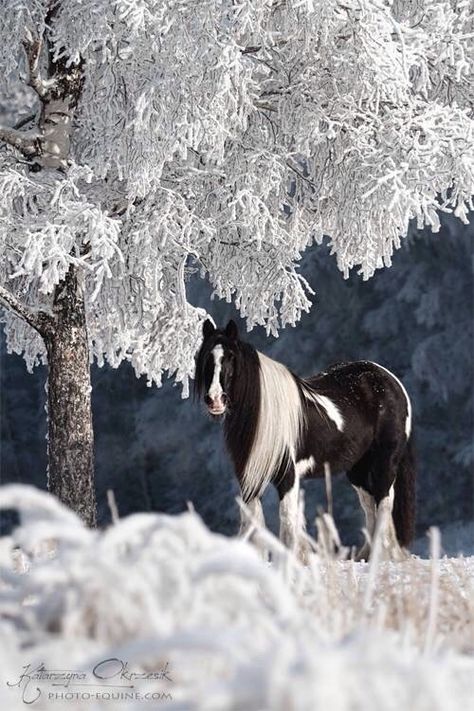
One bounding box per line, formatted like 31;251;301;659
278;472;310;564
239;497;265;535
238;498;268;559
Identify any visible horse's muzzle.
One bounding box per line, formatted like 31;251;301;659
205;394;227;416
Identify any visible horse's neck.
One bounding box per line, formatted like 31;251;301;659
227;348;304;497
223;345;261;477
226;345;259;416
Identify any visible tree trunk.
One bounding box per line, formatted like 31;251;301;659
0;10;95;524
44;265;96;527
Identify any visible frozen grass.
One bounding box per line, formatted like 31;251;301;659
0;484;473;711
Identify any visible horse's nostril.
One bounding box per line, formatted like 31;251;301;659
204;395;212;405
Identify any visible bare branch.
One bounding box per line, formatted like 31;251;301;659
14;113;37;131
0;285;54;337
255;101;278;112
241;46;262;55
0;33;43;159
286;159;317;190
22;29;48;99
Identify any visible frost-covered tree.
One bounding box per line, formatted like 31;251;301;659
0;1;473;525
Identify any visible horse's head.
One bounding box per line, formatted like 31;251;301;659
194;319;239;418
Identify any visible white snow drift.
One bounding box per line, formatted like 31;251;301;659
0;484;473;711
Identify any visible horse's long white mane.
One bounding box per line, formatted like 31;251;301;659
240;353;347;499
240;352;303;500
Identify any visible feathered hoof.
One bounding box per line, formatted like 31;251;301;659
355;542;371;562
380;543;410;562
355;542;410;563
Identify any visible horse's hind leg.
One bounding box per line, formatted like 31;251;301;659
368;440;407;561
276;468;310;564
348;445;406;561
374;486;403;559
347;454;377;561
369;432;410;560
352;487;377;561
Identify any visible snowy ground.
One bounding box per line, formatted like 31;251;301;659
0;485;472;711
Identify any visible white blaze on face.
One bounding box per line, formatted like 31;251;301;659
208;345;224;402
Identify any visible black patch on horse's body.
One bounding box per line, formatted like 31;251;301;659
295;361;404;480
195;322;416;547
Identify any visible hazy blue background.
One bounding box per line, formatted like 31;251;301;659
1;214;473;551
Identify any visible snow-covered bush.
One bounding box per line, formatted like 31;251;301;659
0;484;472;710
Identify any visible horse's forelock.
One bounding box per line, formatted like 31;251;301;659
194;332;234;399
194;338;211;399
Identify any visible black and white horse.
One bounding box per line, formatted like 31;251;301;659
195;319;416;561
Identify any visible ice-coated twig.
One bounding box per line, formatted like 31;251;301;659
0;284;54;336
22;29;48;99
424;526;441;653
324;461;333;518
0;127;38;157
107;489;120;524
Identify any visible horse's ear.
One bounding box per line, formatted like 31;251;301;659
225;319;239;341
202;319;215;339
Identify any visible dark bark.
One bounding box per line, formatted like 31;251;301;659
0;8;96;524
44;266;96;527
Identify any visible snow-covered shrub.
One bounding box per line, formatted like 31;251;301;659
0;485;472;710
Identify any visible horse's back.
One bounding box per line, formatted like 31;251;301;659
304;359;411;444
308;359;391;384
307;360;406;400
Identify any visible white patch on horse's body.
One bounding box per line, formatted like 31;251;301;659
208;345;224;399
301;384;345;432
370;361;412;439
240;352;302;500
295;457;315;479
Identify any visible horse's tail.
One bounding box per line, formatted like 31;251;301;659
393;436;416;547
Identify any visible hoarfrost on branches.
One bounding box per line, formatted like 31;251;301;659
0;0;473;387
